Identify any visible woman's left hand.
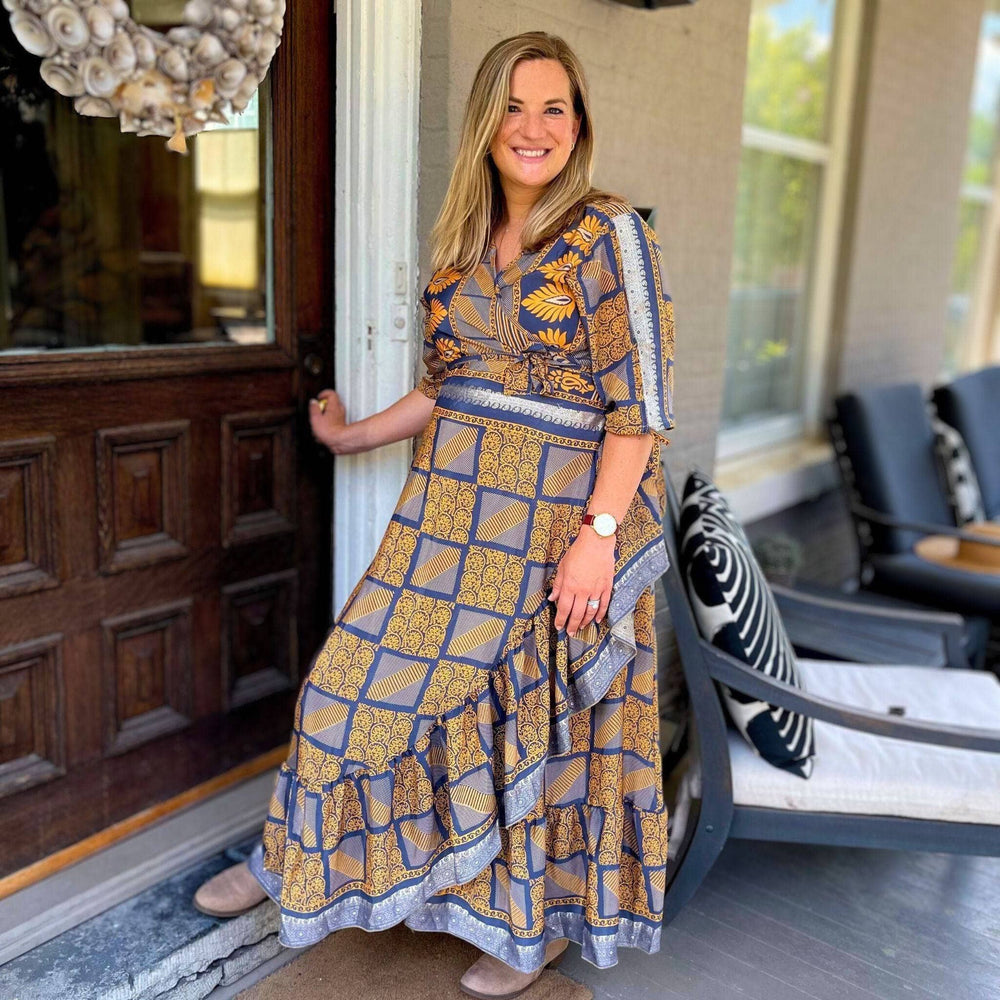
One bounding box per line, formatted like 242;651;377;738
548;532;616;636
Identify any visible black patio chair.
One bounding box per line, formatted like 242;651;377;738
932;365;1000;521
657;470;1000;927
829;383;1000;622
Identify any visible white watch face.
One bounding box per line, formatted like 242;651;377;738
592;512;617;537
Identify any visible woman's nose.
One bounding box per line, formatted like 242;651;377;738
518;113;547;139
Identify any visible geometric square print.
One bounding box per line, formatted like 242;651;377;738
393;469;428;526
431;417;480;481
539;443;596;501
361;649;432;712
341;578;396;639
444;606;509;666
471;487;531;554
408;536;464;598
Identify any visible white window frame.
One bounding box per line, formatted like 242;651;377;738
954;157;1000;372
717;0;864;462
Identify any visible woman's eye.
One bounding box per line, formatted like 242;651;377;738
546;107;564;115
507;105;519;113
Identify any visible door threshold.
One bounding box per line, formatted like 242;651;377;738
0;765;278;966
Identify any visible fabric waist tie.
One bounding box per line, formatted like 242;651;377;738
445;354;598;400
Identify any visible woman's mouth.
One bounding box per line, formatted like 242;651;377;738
512;147;551;162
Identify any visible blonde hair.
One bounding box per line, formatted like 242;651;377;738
430;31;619;274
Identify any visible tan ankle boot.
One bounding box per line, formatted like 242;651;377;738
192;861;268;918
459;937;569;999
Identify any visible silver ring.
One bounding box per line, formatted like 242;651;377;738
586;598;600;608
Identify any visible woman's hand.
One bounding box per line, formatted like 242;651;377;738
548;531;616;636
308;390;350;452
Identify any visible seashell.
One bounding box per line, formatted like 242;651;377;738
192;32;225;68
80;55;118;97
236;23;260;58
40;58;85;97
218;8;241;32
166;25;200;46
250;0;275;16
23;0;52;16
256;29;278;65
159;47;189;82
45;5;90;52
74;94;116;117
112;69;176;119
97;0;129;21
1;0;17;12
183;0;213;27
188;77;215;109
214;57;247;97
84;5;115;46
231;74;257;111
10;11;57;58
228;0;249;11
106;31;136;74
132;33;156;69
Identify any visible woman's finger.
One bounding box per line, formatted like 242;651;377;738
554;589;575;632
596;589;611;623
565;592;590;637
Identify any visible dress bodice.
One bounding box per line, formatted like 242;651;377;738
417;198;676;445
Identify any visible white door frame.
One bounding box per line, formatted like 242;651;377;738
332;0;422;614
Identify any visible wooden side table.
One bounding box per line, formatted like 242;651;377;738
914;521;1000;575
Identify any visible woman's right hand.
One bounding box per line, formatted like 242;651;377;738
308;389;349;452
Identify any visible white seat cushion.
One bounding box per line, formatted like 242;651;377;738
728;659;1000;824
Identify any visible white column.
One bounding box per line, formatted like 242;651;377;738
332;0;422;614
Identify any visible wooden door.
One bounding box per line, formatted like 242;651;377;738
0;4;333;877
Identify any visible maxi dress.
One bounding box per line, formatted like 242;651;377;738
248;197;677;973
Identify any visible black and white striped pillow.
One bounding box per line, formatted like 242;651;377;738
679;469;815;778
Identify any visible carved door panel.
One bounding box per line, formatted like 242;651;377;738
0;3;333;876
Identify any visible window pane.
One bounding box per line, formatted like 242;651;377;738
722;147;822;428
944;4;1000;374
0;57;271;353
744;0;837;142
964;7;1000;188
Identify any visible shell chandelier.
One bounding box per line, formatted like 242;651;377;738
4;0;286;153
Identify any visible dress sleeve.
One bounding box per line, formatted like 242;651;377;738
580;210;676;445
415;285;447;400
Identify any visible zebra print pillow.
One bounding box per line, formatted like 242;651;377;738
679;469;815;778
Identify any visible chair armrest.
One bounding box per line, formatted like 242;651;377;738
850;503;1000;547
771;583;969;668
701;641;1000;753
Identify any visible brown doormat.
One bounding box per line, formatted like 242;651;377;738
236;922;594;1000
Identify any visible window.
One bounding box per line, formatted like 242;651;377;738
943;1;1000;376
0;19;272;354
719;0;858;458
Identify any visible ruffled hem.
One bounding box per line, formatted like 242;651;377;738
250;537;671;970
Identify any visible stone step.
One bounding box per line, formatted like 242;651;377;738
0;838;297;1000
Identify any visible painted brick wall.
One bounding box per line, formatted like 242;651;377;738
416;0;753;481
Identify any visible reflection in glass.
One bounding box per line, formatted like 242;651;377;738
0;26;271;354
723;147;822;427
744;0;836;142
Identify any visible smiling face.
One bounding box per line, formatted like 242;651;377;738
488;58;581;204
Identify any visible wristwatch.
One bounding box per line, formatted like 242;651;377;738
582;512;618;538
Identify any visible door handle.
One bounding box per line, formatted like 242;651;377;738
303;352;324;377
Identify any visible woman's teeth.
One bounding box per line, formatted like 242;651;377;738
514;148;549;158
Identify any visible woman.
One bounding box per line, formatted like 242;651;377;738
193;31;676;998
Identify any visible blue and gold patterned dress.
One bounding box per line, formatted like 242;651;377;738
249;197;677;972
